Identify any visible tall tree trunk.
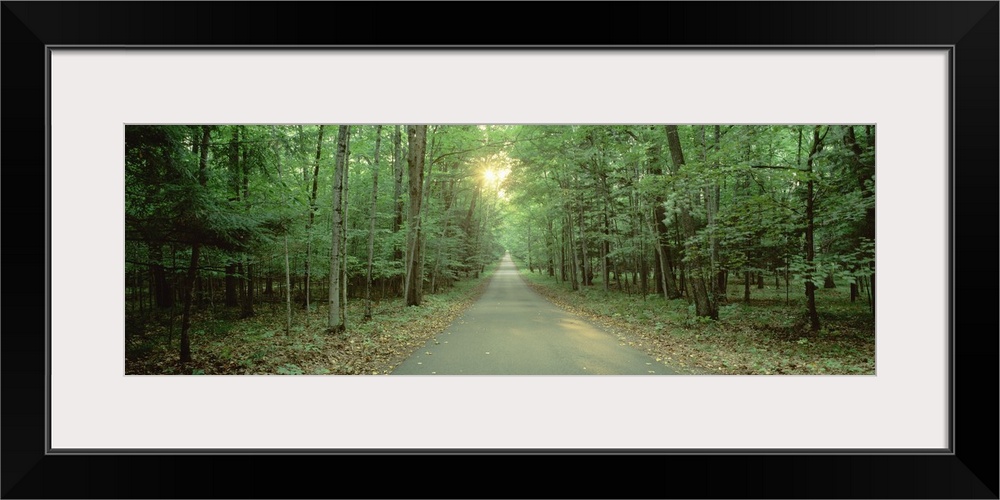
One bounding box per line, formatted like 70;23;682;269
240;126;255;318
178;245;200;364
629;172;648;297
282;242;292;334
545;216;556;278
364;126;382;320
305;125;324;316
179;126;210;363
560;221;567;285
654;204;680;298
804;126;824;331
431;163;456;294
844;125;876;314
418;127;437;295
596;159;612;292
328;125;349;333
340;127;351;327
393;126;404;254
665;125;717;320
404;125;427;306
637;204;648;296
646;139;682;300
271;125;293;335
709;125;725;304
223;127;243;310
673;218;686;298
567;213;579;291
647;207;670;299
601;195;610;292
652;246;664;296
577;197;591;286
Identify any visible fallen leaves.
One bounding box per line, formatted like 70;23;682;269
125;267;498;376
517;269;874;376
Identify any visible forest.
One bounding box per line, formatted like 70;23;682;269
125;124;875;375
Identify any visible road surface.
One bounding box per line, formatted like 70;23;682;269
392;254;676;375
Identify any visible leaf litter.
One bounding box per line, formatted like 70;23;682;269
126;269;496;376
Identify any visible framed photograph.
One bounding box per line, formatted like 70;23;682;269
4;2;996;498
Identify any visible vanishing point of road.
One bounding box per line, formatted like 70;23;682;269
393;253;677;375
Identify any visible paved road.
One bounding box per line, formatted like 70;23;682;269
393;254;676;375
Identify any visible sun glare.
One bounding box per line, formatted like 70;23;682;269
483;167;509;184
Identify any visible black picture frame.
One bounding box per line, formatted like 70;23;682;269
3;2;996;498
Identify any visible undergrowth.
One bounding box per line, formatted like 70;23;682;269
126;262;500;375
513;259;875;375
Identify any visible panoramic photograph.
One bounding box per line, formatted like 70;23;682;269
125;125;875;375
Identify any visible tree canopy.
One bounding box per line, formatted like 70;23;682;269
125;124;875;370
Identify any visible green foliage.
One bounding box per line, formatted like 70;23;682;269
294;342;321;353
126;124;873;371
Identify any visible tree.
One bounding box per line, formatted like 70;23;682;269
665;125;717;320
328;125;349;333
179;126;211;362
224;127;240;309
364;125;383;320
841;125;876;313
238;125;256;319
803;125;826;331
404;125;428;306
645;131;682;300
271;126;293;335
303;125;325;320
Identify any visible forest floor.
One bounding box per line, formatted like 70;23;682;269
513;260;876;375
125;263;499;375
126;258;875;376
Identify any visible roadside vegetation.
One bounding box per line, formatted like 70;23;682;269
126;262;498;375
514;257;874;375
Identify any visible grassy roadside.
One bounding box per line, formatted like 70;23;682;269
511;258;875;375
126;260;501;375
